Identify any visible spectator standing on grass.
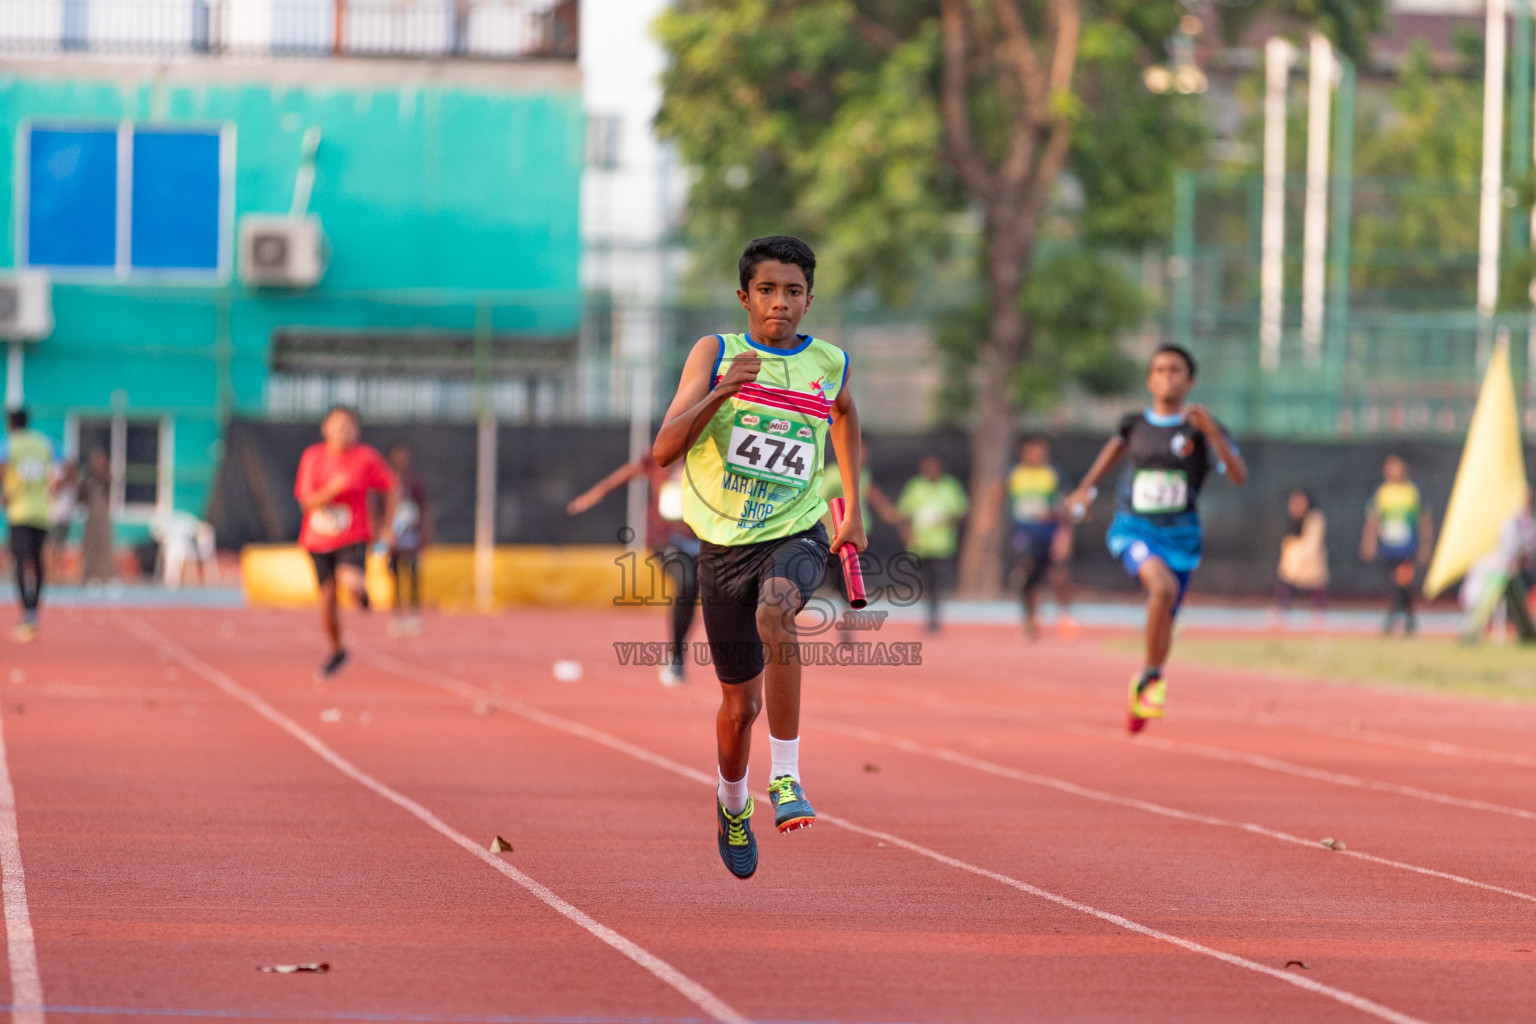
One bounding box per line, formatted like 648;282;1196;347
79;448;113;584
1360;455;1433;637
1275;489;1328;622
386;444;433;637
896;455;969;633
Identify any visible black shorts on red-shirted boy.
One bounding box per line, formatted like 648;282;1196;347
309;542;367;586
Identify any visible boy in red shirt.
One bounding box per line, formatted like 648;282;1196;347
294;406;397;679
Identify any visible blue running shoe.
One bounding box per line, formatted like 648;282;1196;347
767;775;816;833
716;797;757;878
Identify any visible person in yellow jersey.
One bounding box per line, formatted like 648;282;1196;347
1;409;67;642
981;438;1078;641
654;236;865;879
1360;455;1434;637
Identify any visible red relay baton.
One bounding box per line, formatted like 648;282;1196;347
827;497;868;609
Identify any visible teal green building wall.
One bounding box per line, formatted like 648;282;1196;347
0;67;583;536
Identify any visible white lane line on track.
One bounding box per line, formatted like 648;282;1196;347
1152;709;1536;771
123;622;747;1024
370;654;1433;1024
814;721;1536;906
823;674;1536;772
1100;731;1536;823
819;679;1536;824
0;705;43;1024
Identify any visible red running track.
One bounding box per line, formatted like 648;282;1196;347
3;606;1536;1024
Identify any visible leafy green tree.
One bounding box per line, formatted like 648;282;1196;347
656;0;1381;593
1349;44;1483;309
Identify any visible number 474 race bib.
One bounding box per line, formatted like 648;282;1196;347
726;412;814;489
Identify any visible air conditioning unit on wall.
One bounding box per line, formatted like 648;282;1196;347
239;215;326;288
0;272;53;341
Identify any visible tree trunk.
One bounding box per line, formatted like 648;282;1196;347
956;226;1029;597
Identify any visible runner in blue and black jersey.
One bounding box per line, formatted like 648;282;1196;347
1065;345;1247;733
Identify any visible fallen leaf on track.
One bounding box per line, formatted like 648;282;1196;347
259;963;329;974
1285;961;1309;970
863;763;881;773
490;835;514;852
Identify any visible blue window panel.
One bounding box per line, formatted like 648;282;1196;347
27;128;118;269
131;130;222;271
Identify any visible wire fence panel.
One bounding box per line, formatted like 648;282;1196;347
0;0;578;60
1170;170;1536;440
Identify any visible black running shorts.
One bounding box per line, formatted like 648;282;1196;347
309;542;367;585
698;523;831;684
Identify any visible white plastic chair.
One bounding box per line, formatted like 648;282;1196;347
151;511;219;589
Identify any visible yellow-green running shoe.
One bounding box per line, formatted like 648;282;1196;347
716;797;758;878
767;775;816;833
1127;673;1166;734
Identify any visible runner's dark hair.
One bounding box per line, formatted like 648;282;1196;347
7;408;27;430
1152;344;1198;379
739;236;816;291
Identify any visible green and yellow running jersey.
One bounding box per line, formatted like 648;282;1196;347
1007;464;1061;527
1372;481;1421;554
2;429;56;528
683;332;849;546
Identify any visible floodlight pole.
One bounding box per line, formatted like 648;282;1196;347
1326;59;1356;380
1510;0;1532;253
1260;37;1296;372
474;302;496;612
4;343;22;410
622;308;656;556
1301;32;1334;368
1477;0;1509;358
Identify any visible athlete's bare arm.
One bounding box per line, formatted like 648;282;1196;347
1065;436;1127;517
377;481;399;548
867;482;901;526
1360;508;1379;562
1418;507;1436;566
653;336;761;467
1186;405;1247;485
828;385;867;554
296;460;351;511
567;462;643;515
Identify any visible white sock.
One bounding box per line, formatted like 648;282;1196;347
769;735;800;782
718;768;749;815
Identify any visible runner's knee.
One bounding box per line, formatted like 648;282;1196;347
719;688;761;730
755;579;802;641
1142;565;1180;603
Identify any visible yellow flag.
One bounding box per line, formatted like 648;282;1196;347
1423;340;1529;597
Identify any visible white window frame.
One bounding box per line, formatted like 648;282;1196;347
65;413;174;522
17;119;236;283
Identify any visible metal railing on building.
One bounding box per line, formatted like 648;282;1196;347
0;0;578;60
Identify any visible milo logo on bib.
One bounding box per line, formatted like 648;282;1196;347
726;410;813;489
